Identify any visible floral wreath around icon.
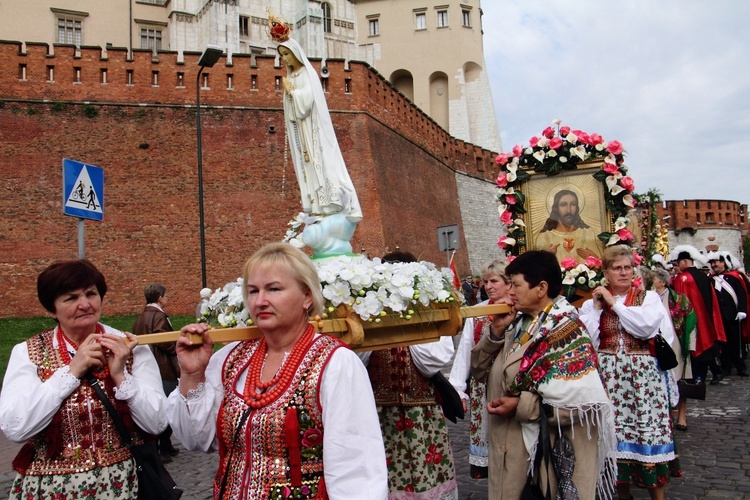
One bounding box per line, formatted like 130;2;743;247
495;120;638;299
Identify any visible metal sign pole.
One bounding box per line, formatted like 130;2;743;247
78;218;85;258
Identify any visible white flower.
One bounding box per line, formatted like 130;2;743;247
547;149;558;158
614;217;629;231
559;156;568;163
525;147;533;155
533;150;546;163
200;288;212;300
622;194;636;208
607;233;622;245
571;145;587;160
609;184;625;196
513;218;526;227
588;280;597;288
604;153;617;165
552;119;562;125
562;274;576;285
565;132;578;144
595;143;605;152
577;276;586;285
605;172;623;190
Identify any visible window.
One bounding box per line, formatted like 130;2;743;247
141;28;162;51
321;3;332;33
58;18;82;45
415;12;426;30
462;9;471;27
177;72;184;87
239;15;249;37
369;18;379;36
437;10;448;28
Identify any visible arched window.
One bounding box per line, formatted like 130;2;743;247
322;2;332;33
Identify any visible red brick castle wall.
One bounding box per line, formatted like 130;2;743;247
0;41;497;317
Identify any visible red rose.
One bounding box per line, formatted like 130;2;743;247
529;136;540;147
606;140;623;155
548;137;563;150
620;176;635;193
512;144;524;157
560;126;571;136
542;126;555;139
495;173;509;188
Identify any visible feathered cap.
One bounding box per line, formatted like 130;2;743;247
650;253;672;270
668;245;705;265
267;8;291;42
706;250;740;270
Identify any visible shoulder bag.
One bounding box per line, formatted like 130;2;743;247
85;373;183;500
653;332;678;371
521;398;553;500
430;371;465;423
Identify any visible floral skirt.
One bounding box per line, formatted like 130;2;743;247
468;377;489;471
599;350;676;486
10;459;137;499
377;404;458;499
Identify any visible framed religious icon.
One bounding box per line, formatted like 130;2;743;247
523;162;610;265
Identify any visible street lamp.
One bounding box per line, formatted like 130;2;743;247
196;44;223;288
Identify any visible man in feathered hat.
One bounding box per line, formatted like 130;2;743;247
707;251;749;377
671;246;726;384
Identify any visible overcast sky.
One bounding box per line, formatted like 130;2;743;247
480;1;750;205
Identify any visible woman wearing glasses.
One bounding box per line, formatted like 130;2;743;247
580;245;679;500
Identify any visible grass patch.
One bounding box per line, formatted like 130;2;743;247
0;315;197;388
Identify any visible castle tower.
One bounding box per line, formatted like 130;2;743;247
349;0;502;152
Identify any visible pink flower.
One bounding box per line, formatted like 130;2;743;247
520;356;533;371
495;153;511;166
560;257;578;270
616;228;634;241
607;140;623;155
620;176;635;193
495;173;509;187
548;137;563;150
602;163;619;174
575;130;590;145
584;256;602;269
542;126;555;139
560;126;571;136
301;428;323;447
529;136;541;147
507;255;517;263
589;133;604;146
499;210;513;225
512;144;524;157
632;276;643;289
633;252;644;265
505;194;517;205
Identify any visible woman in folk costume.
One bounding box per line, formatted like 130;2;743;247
167;243;388;499
271;14;362;222
448;258;511;479
361;251;458;499
580;245;679;500
471;250;616;500
0;260;167;499
651;267;696;431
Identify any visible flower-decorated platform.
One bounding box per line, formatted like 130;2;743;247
136;303;510;351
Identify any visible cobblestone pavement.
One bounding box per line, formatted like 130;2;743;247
1;375;749;499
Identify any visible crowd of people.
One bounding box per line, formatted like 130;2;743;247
0;242;747;499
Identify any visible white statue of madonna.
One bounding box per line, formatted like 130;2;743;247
274;26;362;258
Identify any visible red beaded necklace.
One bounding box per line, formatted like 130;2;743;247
243;324;314;409
56;324;110;380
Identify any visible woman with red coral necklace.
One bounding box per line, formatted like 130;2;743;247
168;243;387;499
0;259;168;499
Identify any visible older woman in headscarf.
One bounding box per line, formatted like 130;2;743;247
651;267;696;431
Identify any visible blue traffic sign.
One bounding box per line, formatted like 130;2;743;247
63;159;104;221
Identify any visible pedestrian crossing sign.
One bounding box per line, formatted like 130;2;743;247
63;159;104;221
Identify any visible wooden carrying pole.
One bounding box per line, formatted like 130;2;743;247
136;303;511;352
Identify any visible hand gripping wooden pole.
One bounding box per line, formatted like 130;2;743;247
135;303;511;352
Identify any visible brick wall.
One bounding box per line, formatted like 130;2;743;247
0;41;500;318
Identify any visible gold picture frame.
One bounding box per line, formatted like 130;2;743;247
522;162;611;264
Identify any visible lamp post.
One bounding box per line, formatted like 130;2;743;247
196;44;223;288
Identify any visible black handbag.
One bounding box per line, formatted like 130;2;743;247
677;363;706;400
653;333;678;371
430;371;465;423
521;399;552;500
85;373;183;500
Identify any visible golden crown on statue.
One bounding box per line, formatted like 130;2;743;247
266;8;291;42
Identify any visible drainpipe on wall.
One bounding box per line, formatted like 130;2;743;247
129;0;133;58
